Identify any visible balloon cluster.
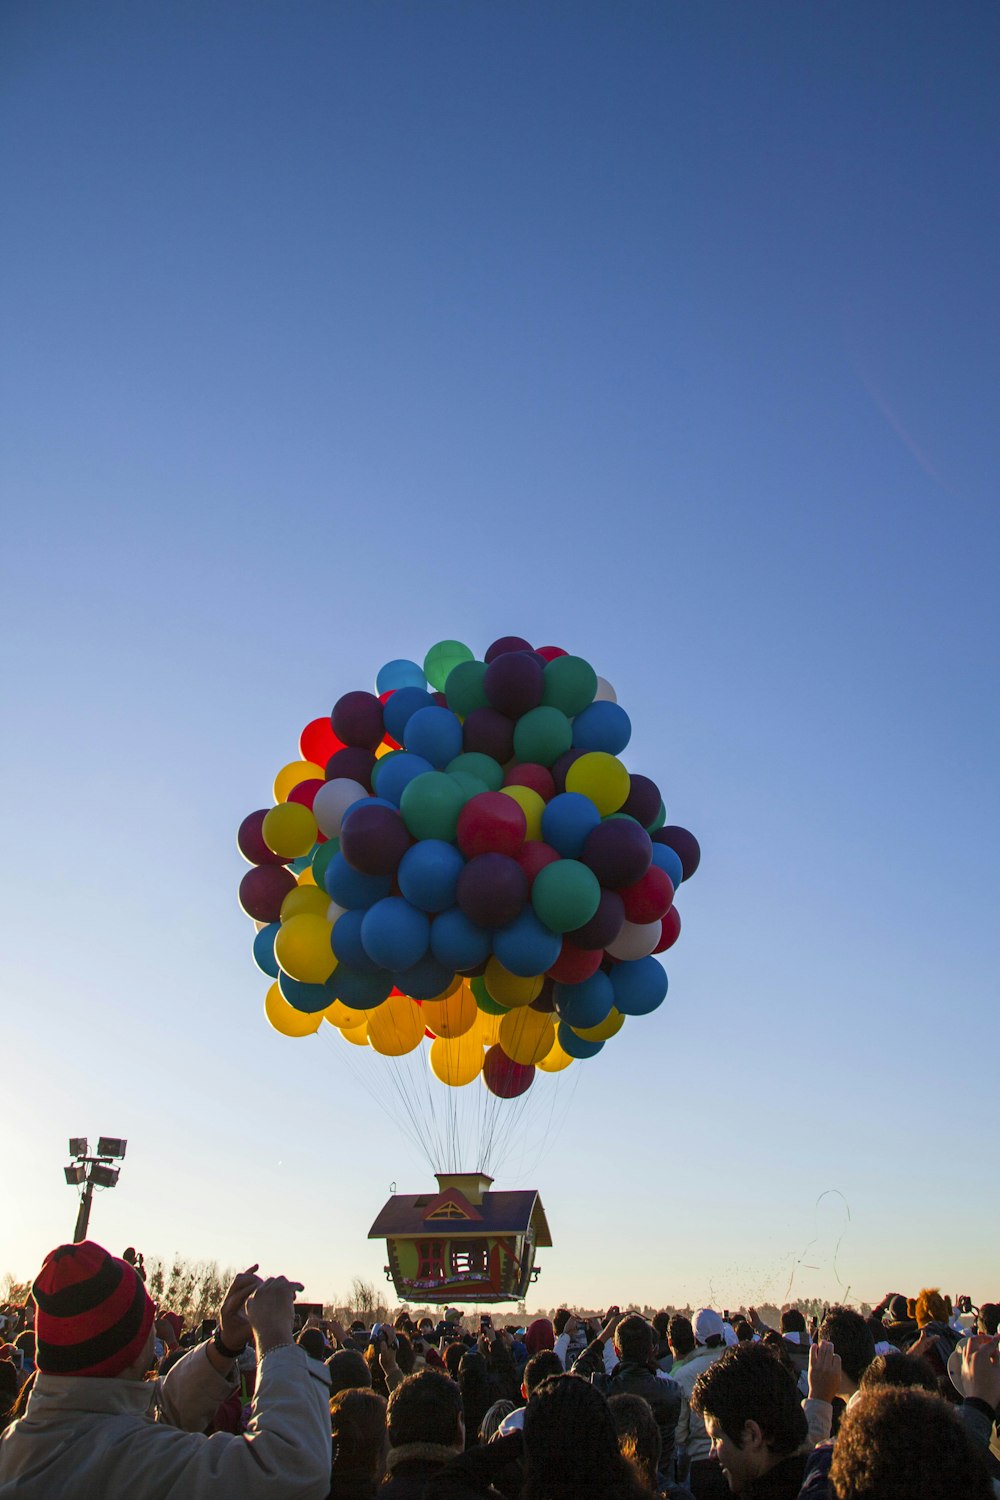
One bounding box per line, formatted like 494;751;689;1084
237;637;700;1099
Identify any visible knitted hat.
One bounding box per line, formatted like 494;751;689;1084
524;1317;555;1355
33;1241;156;1377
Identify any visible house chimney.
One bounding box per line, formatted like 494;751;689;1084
434;1171;493;1206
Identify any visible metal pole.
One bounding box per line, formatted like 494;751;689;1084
73;1178;94;1242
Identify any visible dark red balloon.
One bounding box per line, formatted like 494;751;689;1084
530;979;556;1012
516;841;561;888
546;941;603;984
654;906;682;952
503;762;556;801
482;1044;535;1098
287;778;324;810
462;706;515;763
535;646;568;661
238;809;288;866
485;635;533;663
457;791;527;859
483;652;544;718
331;690;384;750
622;774;662;828
551;747;586;794
299;717;344;765
619;865;674;923
432;690;449;707
325;746;377;791
568;888;625;949
340;804;412;876
239;864;297;921
652;826;701;881
582;819;652;888
456;853;528;929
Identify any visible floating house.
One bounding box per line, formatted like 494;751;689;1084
368;1172;552;1304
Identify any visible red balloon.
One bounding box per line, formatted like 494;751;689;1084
535;645;568;661
457;791;527;859
516;841;561;888
654;907;682;953
504;762;556;801
239;864;297;921
482;1044;535;1098
620;866;674;924
546;941;603;984
287;778;324;810
299;717;345;765
238;809;288;866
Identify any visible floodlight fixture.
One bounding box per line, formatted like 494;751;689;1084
90;1163;120;1189
64;1164;87;1186
68;1137;89;1160
96;1137;127;1160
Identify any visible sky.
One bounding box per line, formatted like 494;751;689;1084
2;0;998;1315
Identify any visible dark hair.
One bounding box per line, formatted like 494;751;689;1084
978;1303;999;1336
819;1307;876;1386
734;1320;754;1343
330;1387;387;1483
386;1368;463;1449
297;1327;327;1361
525;1350;564;1394
860;1352;937;1394
554;1309;572;1335
458;1350;495;1447
329;1348;373;1395
394;1332;415;1376
14;1332;34;1360
614;1315;654;1366
829;1387;992;1500
522;1375;646;1500
667;1315;695;1358
608;1392;661;1491
443;1340;465;1381
780;1308;806;1335
651;1311;670;1340
0;1359;18;1423
761;1330;798;1382
691;1343;808;1456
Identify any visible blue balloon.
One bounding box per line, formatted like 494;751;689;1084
557;1021;605;1059
553;971;614;1029
288;848;317;874
332;966;393;1009
330;908;381;974
398;840;465;913
324;852;394;910
494;909;563;978
430;908;493;971
372;751;435;806
650;843;684;889
571;700;632;754
541;792;601;858
252;922;280;978
394;954;457;1000
403;706;464;769
609;956;668;1016
376;659;427;694
278;970;334;1013
383;687;436;743
361;897;430;971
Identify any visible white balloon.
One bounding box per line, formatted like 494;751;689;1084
312;778;368;838
326;899;349;926
606;918;661;961
594;676;617;703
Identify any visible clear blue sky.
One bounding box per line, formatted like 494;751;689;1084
2;0;998;1313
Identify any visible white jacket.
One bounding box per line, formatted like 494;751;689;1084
673;1344;726;1465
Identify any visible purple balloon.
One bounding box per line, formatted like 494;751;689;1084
456;853;528;929
583;820;652;889
622;774;662;828
462;706;515;763
485;635;533;663
530;978;556;1013
568;888;625;949
652;825;701;881
483;652;544;718
551;747;586;794
339;804;412;877
331;690;384;750
325;746;377;791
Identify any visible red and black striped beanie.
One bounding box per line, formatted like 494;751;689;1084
33;1241;156;1378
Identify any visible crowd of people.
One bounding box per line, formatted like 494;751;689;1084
1;1239;998;1499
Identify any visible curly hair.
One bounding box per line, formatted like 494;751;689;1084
860;1352;937;1394
829;1387;992;1499
818;1306;876;1385
691;1343;807;1455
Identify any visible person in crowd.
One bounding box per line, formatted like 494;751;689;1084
521;1373;650;1500
300;1327;331;1362
498;1349;564;1434
979;1303;1000;1337
479;1399;514;1443
825;1385;994;1499
328;1386;386;1500
0;1364;16;1434
366;1326;405;1398
444;1341;467;1380
733;1321;755;1344
459;1348;498;1447
573;1312;683;1478
669;1315;699;1375
329;1348;374;1396
817;1308;876;1416
865;1293;918;1351
523;1319;556;1358
652;1312;674;1372
903;1289;964;1398
608;1391;697;1499
553;1309;587;1371
381;1367;465;1500
0;1239;332;1500
691;1342;809;1498
858;1351;937;1394
674;1308;731;1498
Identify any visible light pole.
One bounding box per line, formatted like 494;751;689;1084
64;1137;128;1242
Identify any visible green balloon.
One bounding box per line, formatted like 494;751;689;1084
531;859;601;934
445;659;489;718
399;771;465;842
541;655;598;717
448;770;491;801
424;639;475;692
447;751;504;791
647;800;666;833
513;706;573;767
471;976;507;1015
311;838;340;887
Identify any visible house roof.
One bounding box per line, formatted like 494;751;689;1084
368;1188;552;1246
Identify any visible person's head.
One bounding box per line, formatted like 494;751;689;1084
31;1241;156;1381
977;1302;999;1336
0;1359;18;1416
829;1386;992;1500
613;1314;655;1366
328;1347;373;1395
524;1349;564;1397
668;1314;695;1358
651;1311;670;1342
779;1308;806;1336
733;1320;754;1343
860;1352;937;1394
394;1332;415;1375
297;1327;327;1361
524;1318;555;1356
819;1307;876;1389
386;1367;464;1452
910;1289;951;1329
442;1340;465;1380
522;1375;645;1500
886;1295;910;1324
692;1308;726;1349
14;1331;35;1362
691;1343;808;1495
554;1308;572;1335
480;1397;515;1442
418;1317;435;1336
608;1392;661;1492
330;1387;387;1484
760;1331;796;1381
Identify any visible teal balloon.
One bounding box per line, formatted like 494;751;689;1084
399;771;466;842
557;1021;605;1059
311;839;340;889
647;800;666;833
445;660;489;718
448;770;491;801
424;639;475;692
541;655;598;717
531;859;601;934
278;971;335;1013
513;706;573;767
447;752;504;791
253;922;280;978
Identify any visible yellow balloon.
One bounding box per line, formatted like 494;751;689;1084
297;866;317;887
375;741;394;759
341;1020;370;1047
264;982;323;1037
499;1007;555;1065
280;884;331;921
261;801;318;858
573;1007;625;1042
474;1009;503;1046
273;760;326;803
484;958;543;1008
564;751;631;816
430;1030;484;1086
274;914;336;984
537;1038;575;1073
422;984;477;1039
367;997;425;1056
499;785;545;841
322;999;365;1028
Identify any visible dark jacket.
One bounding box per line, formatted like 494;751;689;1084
381;1446;457;1500
745;1452;808;1498
572;1338;683;1472
424;1432;522;1500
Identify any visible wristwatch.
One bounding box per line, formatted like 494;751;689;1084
212;1326;247;1360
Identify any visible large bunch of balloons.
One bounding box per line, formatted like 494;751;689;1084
237;636;700;1099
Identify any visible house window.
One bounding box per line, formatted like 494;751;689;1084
427;1202;467;1220
416;1240;445;1279
450;1240;488;1277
